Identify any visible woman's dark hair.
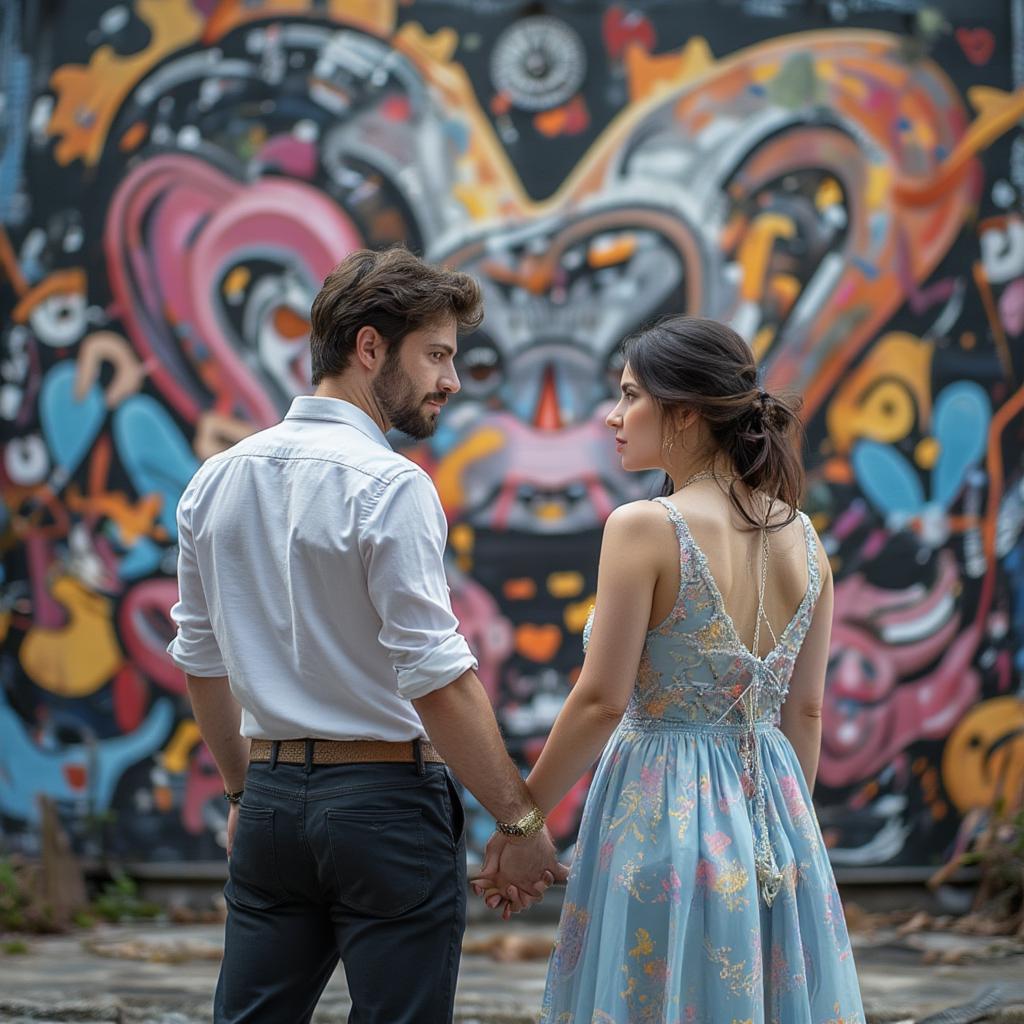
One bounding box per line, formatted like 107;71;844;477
620;315;804;530
309;246;484;383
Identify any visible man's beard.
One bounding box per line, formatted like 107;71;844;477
372;347;445;440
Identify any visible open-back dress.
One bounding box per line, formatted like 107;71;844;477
539;497;864;1024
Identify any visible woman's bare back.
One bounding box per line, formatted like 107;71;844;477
647;486;812;659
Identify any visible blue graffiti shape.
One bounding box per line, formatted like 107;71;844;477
0;0;31;222
0;691;174;824
39;364;199;577
39;363;106;486
111;393;199;540
852;381;991;523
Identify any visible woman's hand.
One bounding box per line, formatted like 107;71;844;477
470;830;565;919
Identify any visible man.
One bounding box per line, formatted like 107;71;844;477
168;247;565;1024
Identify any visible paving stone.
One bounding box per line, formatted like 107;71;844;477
0;999;121;1021
1;920;1022;1022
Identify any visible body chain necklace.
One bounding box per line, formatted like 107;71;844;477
675;470;776;658
674;469;784;904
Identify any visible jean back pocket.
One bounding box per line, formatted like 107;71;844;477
227;804;286;910
326;808;428;918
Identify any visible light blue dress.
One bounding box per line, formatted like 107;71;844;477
540;498;865;1024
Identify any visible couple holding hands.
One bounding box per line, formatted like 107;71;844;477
169;247;864;1023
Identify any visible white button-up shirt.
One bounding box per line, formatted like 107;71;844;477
167;396;477;741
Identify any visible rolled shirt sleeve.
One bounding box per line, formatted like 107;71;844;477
361;469;477;700
166;484;228;677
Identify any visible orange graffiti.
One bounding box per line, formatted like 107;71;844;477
515;624;563;663
47;0;203;166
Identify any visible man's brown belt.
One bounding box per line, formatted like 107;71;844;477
249;738;444;766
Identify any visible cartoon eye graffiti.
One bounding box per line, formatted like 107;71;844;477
456;334;504;397
28;292;88;347
270;305;310;341
854;378;919;445
255;299;313;403
222;266;317;407
826;333;933;455
4;434;49;486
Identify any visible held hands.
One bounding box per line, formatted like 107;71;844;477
469;827;569;920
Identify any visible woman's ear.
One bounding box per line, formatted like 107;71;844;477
672;408;696;433
662;407;687;451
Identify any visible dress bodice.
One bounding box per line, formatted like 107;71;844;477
585;497;822;728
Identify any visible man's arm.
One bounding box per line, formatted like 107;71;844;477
168;486;247;852
412;668;533;823
365;472;565;894
412;663;570;903
413;669;566;900
185;674;249;856
185;674;248;794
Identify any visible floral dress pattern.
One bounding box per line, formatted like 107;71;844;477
540;498;864;1024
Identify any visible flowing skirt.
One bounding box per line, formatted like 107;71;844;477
540;719;865;1024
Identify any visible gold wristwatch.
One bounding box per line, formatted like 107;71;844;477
495;805;545;839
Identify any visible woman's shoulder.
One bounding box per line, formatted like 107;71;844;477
604;498;669;531
603;500;678;555
599;501;685;590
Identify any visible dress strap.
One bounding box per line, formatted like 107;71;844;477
798;511;823;604
650;496;697;623
651;496;693;572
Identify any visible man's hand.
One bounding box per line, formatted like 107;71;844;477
226;802;239;859
470;828;569;919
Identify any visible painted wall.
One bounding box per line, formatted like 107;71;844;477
1;0;1023;871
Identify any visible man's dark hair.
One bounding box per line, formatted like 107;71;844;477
309;247;484;384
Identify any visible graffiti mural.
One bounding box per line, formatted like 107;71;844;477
1;0;1023;869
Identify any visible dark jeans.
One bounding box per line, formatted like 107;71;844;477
215;757;467;1024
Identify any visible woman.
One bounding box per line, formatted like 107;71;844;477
475;317;864;1022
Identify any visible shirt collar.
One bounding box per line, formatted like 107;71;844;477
284;396;393;449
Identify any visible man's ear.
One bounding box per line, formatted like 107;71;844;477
354;325;386;371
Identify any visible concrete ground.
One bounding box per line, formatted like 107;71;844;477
1;917;1023;1024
